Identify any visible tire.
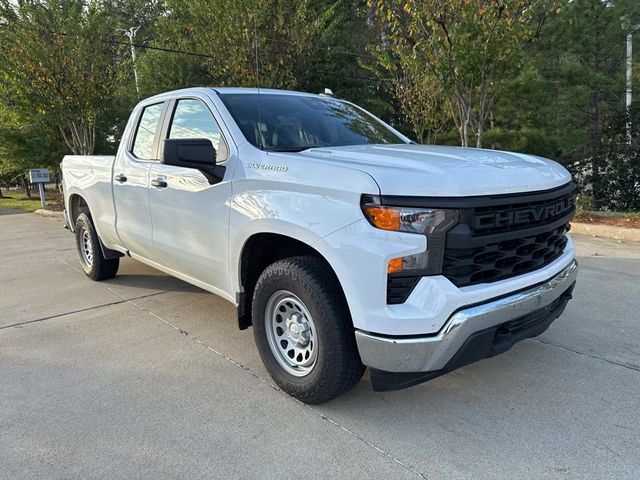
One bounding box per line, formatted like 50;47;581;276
252;256;364;404
75;213;119;281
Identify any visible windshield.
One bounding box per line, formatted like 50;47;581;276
218;93;405;152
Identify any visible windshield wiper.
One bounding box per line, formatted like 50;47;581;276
265;145;324;153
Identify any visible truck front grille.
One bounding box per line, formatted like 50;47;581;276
443;223;570;286
383;183;576;303
442;183;576;288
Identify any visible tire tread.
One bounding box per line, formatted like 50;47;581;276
75;213;119;281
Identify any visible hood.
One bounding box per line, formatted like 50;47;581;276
298;144;571;196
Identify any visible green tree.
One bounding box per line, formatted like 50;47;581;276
153;0;339;89
0;103;66;197
0;0;129;155
591;106;640;210
367;39;449;143
493;0;640;207
369;0;557;147
133;1;385;116
299;1;381;108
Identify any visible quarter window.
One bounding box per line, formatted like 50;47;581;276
132;103;164;160
169;99;222;154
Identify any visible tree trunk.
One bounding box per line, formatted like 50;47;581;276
23;177;32;199
414;123;426;145
475;123;483;148
458;103;468;148
455;102;469;147
459;116;470;147
0;186;3;198
60;118;97;155
459;123;468;147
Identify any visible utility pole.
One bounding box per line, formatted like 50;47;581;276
622;17;640;142
117;26;141;97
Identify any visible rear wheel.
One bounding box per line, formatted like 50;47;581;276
252;256;364;404
75;213;119;281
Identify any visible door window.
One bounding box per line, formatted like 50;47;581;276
169;99;224;157
132;103;164;160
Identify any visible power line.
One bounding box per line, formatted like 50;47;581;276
47;30;393;86
124;39;390;84
106;37;218;60
51;29;379;64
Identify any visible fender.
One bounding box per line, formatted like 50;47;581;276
230;218;328;296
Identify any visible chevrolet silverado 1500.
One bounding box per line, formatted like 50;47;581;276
62;88;578;403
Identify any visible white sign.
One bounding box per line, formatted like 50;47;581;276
28;168;50;183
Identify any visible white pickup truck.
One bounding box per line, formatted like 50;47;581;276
62;87;578;403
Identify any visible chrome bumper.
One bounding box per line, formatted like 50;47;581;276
355;260;579;373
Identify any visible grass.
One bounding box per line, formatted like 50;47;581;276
0;192;59;213
578;210;639;219
575;210;640;228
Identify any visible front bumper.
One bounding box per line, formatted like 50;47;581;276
355;259;578;390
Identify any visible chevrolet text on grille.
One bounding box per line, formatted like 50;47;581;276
474;196;576;229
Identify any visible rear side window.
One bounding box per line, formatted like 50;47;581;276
132;103;164;160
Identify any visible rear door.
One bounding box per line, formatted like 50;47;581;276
113;101;167;259
148;96;233;294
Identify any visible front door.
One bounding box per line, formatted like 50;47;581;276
148;97;232;294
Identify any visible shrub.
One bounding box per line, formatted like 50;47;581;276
591;108;640;211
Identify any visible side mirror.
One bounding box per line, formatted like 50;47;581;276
163;138;216;167
162;138;224;183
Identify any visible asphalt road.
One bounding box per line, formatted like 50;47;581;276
1;210;639;479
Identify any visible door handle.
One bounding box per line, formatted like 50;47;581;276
115;173;127;183
151;178;168;189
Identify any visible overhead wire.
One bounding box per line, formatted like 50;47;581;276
46;29;393;86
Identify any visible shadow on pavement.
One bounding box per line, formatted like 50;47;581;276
103;273;202;293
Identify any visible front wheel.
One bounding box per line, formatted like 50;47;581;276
252;256;364;404
75;213;119;281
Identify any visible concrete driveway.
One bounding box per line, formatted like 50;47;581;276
1;211;639;479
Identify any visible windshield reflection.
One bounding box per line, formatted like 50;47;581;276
219;93;404;151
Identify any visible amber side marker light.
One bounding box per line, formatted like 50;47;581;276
388;257;403;273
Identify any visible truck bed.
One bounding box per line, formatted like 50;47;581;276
62;155;118;247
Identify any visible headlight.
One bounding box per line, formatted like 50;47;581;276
361;195;458;275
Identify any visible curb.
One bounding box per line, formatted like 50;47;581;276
571;222;640;242
34;209;64;219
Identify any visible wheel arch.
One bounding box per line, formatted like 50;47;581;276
68;193;91;229
68;192;122;261
235;232;350;330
